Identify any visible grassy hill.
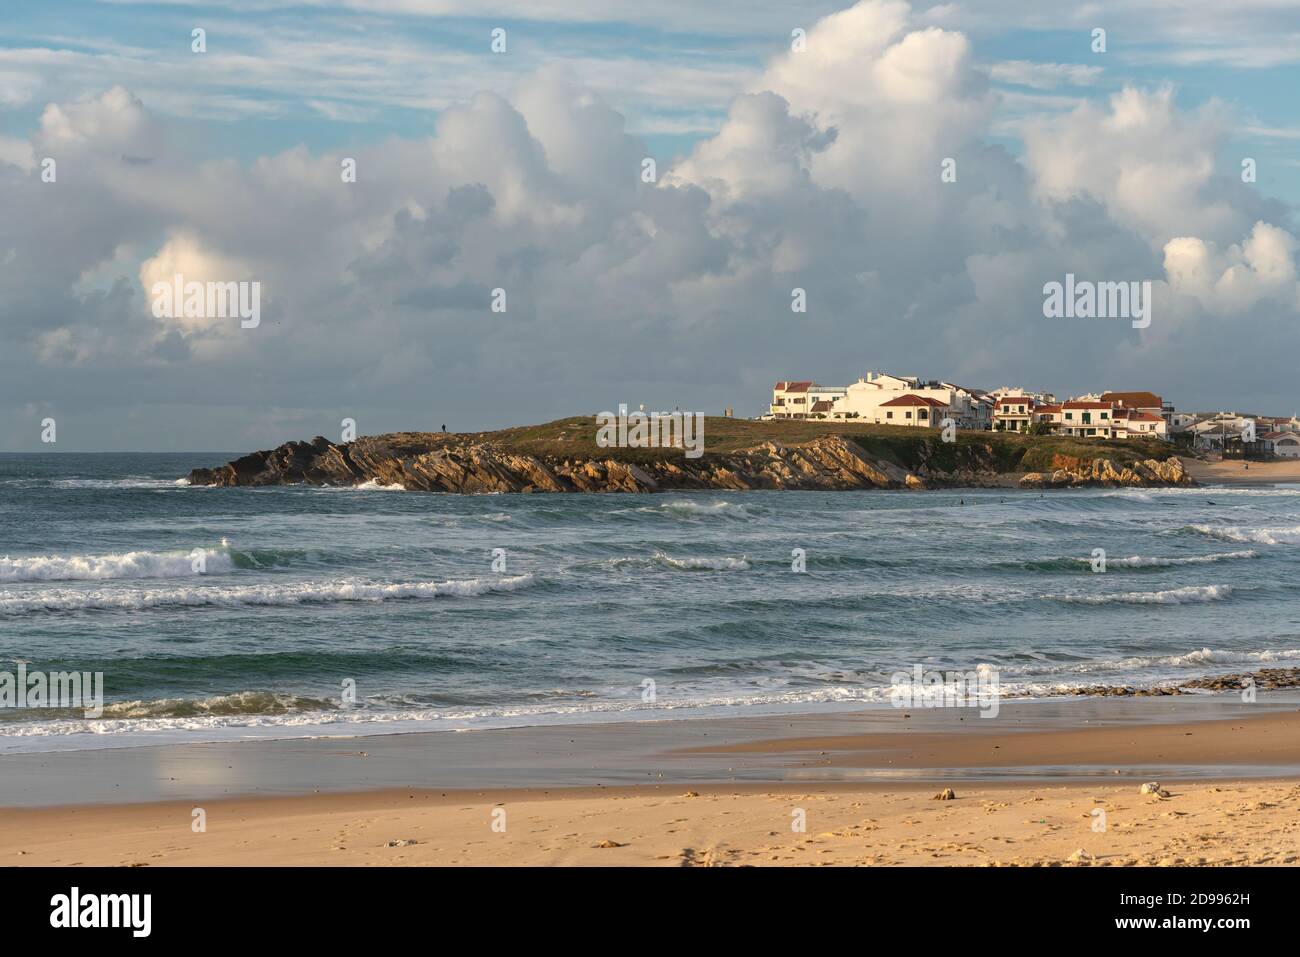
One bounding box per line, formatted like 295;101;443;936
457;416;1172;474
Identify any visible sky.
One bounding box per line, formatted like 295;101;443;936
1;0;1298;451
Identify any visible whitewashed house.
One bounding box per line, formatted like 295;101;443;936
993;393;1035;432
1265;431;1300;458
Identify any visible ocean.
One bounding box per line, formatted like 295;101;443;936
2;452;1298;752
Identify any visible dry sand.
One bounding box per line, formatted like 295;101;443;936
1180;455;1300;486
2;780;1297;867
3;708;1298;867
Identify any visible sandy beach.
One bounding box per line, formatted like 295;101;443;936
3;699;1298;867
1180;456;1300;487
5;779;1299;867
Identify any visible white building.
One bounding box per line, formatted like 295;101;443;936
1059;400;1116;437
1266;431;1300;458
876;393;948;427
993;394;1035;432
831;372;982;428
1114;409;1167;439
1189;414;1252;450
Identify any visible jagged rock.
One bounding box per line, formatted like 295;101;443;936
1018;455;1191;490
189;432;1195;495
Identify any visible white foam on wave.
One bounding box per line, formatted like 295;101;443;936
51;477;183;489
1188;523;1300;545
1098;550;1257;567
600;552;751;571
1100;489;1157;503
0;685;896;745
653;499;752;518
1048;584;1234;605
353;479;406;491
0;574;536;614
989;647;1300;680
652;552;750;571
0;547;234;583
5;642;1300;749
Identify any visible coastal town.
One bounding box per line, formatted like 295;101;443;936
765;371;1300;459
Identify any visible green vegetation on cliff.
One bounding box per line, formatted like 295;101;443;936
476;416;1171;474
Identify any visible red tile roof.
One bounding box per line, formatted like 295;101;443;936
1130;411;1163;422
881;394;946;407
810;400;833;412
775;381;813;393
1035;404;1063;413
1099;391;1162;409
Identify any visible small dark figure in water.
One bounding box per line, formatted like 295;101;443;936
441;424;447;432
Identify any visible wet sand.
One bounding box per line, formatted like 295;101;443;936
1;693;1295;807
2;695;1298;866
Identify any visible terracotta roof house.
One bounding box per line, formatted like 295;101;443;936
993;395;1035;432
878;393;946;425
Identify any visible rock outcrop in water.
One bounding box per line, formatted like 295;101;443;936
187;432;1195;493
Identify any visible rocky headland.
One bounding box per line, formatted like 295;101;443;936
186;423;1194;493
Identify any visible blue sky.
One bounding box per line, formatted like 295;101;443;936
4;1;1297;198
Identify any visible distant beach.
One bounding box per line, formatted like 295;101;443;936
1180;456;1300;487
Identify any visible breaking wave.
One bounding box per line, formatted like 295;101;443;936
0;574;536;614
97;691;335;719
1188;524;1300;545
1047;584;1234;605
651;552;750;570
1101;550;1258;567
652;500;754;519
0;547;235;583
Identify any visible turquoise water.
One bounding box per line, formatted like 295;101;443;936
2;452;1299;751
